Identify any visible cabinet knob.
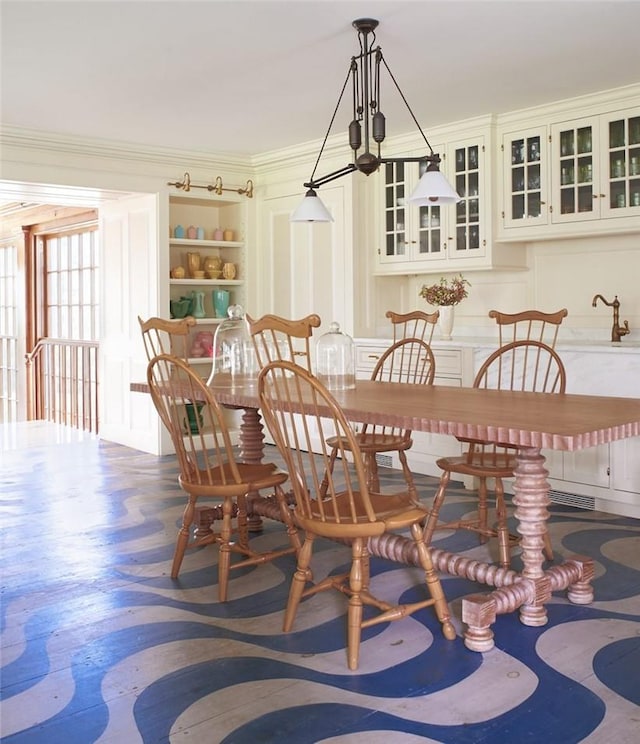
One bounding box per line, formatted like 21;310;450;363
367;354;380;360
540;201;546;205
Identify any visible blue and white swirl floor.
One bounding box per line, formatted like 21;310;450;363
1;423;639;743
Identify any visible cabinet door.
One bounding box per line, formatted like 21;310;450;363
380;161;445;264
502;128;548;228
448;138;485;259
611;437;640;494
599;110;640;217
563;445;610;488
551;117;598;222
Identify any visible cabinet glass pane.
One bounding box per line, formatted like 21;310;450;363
507;134;542;221
607;116;640;212
417;205;441;256
383;163;408;257
453;144;481;251
559;126;593;215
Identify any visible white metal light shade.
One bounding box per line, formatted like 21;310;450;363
290;189;334;222
409;165;461;205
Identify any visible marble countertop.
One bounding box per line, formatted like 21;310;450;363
354;335;640;354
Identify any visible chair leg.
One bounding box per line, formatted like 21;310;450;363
171;493;197;579
364;452;380;493
283;533;314;632
423;470;451;543
494;478;511;569
347;537;365;670
398;449;419;503
477;477;489;544
236;492;250;552
218;497;234;602
411;523;456;640
275;484;301;553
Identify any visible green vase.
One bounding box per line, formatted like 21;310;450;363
184;402;204;434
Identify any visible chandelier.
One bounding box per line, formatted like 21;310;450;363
291;18;460;222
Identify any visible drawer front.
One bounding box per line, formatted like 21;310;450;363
356;344;390;372
356;344;464;379
433;349;463;376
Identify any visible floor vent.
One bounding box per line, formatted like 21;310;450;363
549;489;596;510
375;454;393;469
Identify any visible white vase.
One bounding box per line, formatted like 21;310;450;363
438;305;455;340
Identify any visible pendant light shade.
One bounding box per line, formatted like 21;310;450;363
290;189;334;223
409;163;462;206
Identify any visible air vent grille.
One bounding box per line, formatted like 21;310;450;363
549;490;595;510
375;454;393;469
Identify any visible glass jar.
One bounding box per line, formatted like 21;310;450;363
315;321;356;391
207;305;258;391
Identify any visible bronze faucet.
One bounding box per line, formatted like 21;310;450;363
592;294;631;342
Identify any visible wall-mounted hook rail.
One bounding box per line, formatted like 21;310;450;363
167;171;253;198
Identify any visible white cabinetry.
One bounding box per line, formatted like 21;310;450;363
376;128;526;275
498;100;640;241
354;339;474;477
543;346;640;518
551;109;640;223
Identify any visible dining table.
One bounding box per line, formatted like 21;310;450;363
131;377;640;652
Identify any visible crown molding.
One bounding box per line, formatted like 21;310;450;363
0;125;254;174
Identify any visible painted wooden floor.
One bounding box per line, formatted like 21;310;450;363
1;422;639;743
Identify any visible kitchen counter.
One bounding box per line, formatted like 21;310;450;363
356;335;640;354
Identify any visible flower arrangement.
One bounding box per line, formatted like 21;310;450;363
419;274;470;307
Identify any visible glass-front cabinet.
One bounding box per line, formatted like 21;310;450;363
551;109;640;223
377;134;499;274
502;127;548;228
381;159;444;264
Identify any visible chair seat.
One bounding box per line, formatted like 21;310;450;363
299;491;427;539
436;454;516;479
327;432;412;453
180;462;289;498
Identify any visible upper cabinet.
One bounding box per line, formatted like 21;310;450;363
498;98;640;241
375;126;526;275
551;110;640;222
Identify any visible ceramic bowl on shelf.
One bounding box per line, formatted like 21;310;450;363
192;270;206;279
206;270;223;279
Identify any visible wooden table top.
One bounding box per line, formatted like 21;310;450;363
131;379;640;452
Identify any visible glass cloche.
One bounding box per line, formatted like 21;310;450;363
315;321;356;391
206;305;258;391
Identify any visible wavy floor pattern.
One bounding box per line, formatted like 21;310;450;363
1;422;639;743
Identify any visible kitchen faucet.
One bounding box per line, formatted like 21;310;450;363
592;294;631;342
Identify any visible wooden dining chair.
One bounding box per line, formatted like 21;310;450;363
258;360;455;670
247;312;321;371
138;315;196;362
489;308;568;348
324;337;436;500
386;308;439;344
147;354;300;600
423;339;567;568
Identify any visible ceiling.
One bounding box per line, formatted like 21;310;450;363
2;1;640;173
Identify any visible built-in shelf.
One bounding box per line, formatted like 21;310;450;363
169;238;243;249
